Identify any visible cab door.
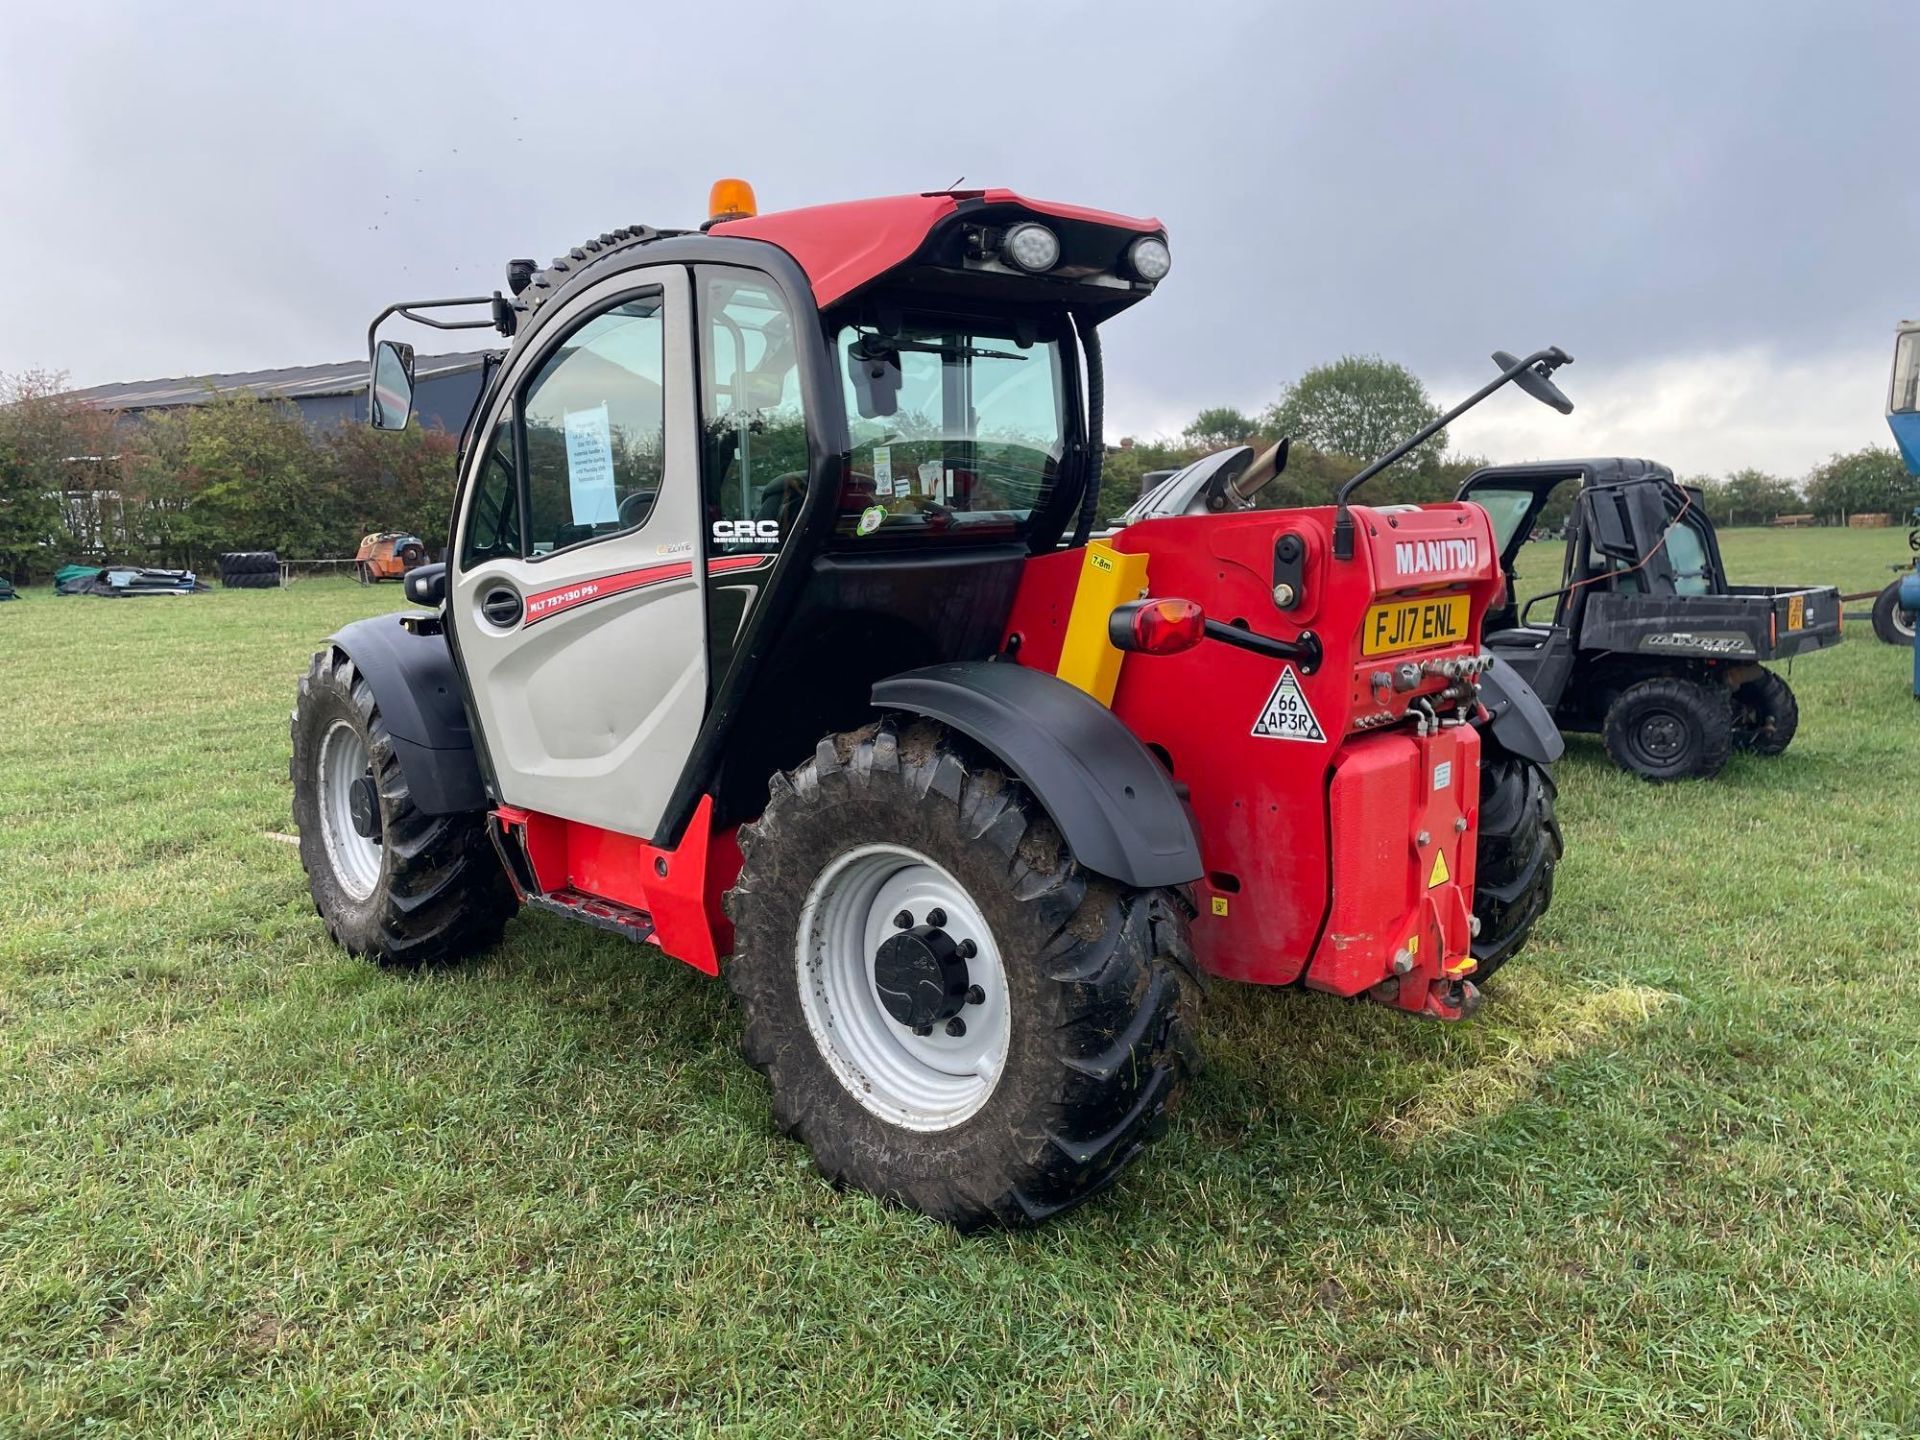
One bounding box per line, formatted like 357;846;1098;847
449;266;705;839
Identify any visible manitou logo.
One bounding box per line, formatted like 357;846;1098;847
1394;537;1479;576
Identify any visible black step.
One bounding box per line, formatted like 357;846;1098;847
523;888;656;944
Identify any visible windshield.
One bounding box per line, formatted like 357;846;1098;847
833;319;1068;539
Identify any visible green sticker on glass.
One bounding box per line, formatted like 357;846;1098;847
856;505;887;537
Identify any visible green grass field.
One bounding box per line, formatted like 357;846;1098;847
2;531;1916;1438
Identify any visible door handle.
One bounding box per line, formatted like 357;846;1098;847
480;585;523;629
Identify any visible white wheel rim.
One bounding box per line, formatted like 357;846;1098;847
318;719;383;901
796;843;1011;1132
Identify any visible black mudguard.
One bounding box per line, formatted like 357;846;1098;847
872;661;1203;890
329;615;488;815
1477;656;1565;765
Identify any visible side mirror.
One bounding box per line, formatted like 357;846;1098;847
402;561;446;608
370;339;416;431
846;336;902;419
1493;349;1574;415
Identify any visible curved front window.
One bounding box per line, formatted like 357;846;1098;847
832;318;1067;539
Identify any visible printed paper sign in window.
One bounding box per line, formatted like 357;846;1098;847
564;403;618;525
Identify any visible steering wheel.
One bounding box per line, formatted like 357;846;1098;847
618;489;654;528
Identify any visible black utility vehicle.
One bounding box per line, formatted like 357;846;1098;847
1458;459;1842;781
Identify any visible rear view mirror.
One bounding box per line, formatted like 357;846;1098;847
1493;349;1574;415
846;337;902;419
403;561;447;608
370;339;416;431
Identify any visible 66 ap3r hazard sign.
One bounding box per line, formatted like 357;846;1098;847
1251;665;1326;742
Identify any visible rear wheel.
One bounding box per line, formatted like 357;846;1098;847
1731;670;1798;756
291;648;517;965
1872;580;1916;646
1469;742;1562;982
1602;676;1732;781
725;719;1199;1230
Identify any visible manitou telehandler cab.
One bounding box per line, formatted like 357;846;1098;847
1455;460;1842;781
295;181;1570;1229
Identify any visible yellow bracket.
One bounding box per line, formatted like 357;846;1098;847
1056;540;1149;707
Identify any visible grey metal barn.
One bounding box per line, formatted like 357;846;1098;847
67;351;488;434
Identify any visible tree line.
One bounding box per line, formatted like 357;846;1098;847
5;355;1914;585
1102;356;1920;531
0;370;456;583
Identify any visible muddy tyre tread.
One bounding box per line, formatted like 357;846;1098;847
1731;669;1798;756
1469;745;1562;981
724;718;1199;1231
291;648;516;966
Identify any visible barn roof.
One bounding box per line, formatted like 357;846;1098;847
64;351;490;412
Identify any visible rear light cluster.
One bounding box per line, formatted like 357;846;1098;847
1109;598;1205;655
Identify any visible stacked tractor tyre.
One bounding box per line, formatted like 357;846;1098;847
219;551;282;589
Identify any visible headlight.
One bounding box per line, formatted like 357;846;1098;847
1128;235;1172;282
1002;222;1060;273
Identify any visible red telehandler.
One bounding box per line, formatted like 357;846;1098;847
295;181;1569;1228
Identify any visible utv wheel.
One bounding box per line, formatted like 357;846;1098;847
1871;580;1916;646
1468;744;1562;982
291;648;517;965
1602;677;1732;781
725;719;1199;1231
1730;670;1798;756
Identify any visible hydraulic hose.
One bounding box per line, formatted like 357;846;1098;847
1072;319;1104;547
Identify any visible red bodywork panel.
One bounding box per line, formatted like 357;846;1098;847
712;189;1162;306
493;796;741;975
1004;503;1500;1012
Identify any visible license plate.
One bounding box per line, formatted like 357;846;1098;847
1787;594;1805;630
1363;594;1470;656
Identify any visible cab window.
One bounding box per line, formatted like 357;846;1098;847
1892;330;1920;415
459;414;519;568
700;272;808;552
1666;515;1713;595
831;314;1067;539
522;296;667;557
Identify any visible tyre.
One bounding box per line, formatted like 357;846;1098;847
1731;670;1798;756
1602;676;1732;781
398;542;427;570
1871;579;1916;646
725;718;1199;1231
1468;741;1562;982
291;648;517;965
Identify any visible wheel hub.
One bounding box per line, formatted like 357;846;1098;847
1639;712;1684;759
348;774;383;839
873;923;970;1031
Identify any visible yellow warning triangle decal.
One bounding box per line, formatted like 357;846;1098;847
1428;850;1451;888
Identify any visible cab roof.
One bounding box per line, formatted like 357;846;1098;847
710;189;1163;307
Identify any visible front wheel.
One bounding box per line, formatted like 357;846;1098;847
1468;741;1562;982
725;719;1199;1230
1602;676;1732;781
1731;670;1798;756
1872;579;1916;646
291;648;517;965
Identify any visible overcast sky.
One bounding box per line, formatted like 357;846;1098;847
3;1;1913;476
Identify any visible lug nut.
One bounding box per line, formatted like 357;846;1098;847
945;1017;967;1038
927;907;947;928
893;910;914;930
965;984;985;1005
912;1022;933;1036
958;939;978;960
